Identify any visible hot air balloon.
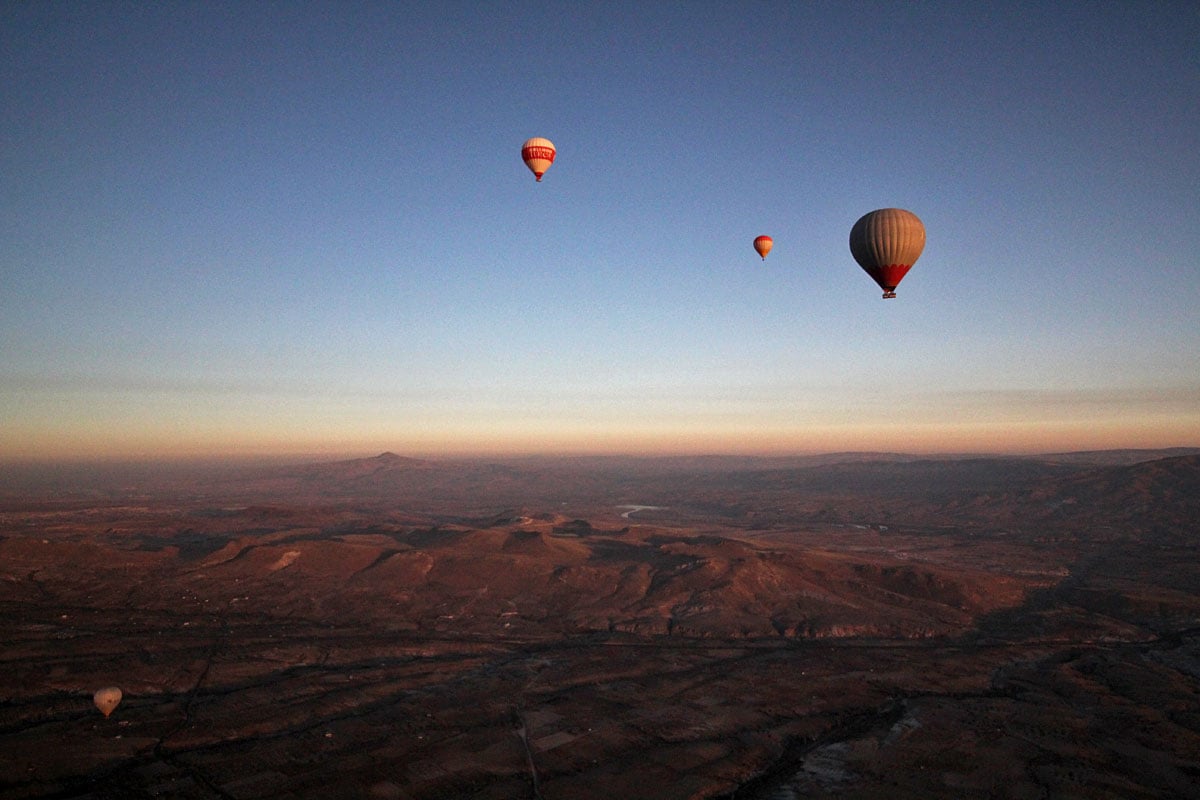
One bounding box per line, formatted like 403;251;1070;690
521;137;556;182
93;686;122;718
753;235;773;261
849;208;925;299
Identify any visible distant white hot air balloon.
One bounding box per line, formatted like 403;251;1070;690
93;686;122;718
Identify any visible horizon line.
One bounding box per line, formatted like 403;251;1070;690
4;445;1199;468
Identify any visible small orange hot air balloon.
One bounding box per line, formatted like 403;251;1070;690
93;686;122;718
521;137;556;182
849;208;925;299
753;235;773;261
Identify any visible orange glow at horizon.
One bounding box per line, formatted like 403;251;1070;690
3;413;1197;463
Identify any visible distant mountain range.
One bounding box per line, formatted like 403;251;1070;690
4;449;1199;530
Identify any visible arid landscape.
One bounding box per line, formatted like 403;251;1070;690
2;450;1199;799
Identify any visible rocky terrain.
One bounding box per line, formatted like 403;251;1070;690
1;451;1198;799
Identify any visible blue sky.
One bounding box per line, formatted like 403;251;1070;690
3;1;1198;460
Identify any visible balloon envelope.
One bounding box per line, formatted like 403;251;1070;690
93;686;122;718
521;137;556;181
753;235;773;261
848;208;925;298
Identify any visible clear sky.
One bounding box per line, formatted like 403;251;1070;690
3;1;1199;461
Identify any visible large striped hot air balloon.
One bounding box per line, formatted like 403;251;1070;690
753;235;773;261
521;137;556;182
849;208;925;299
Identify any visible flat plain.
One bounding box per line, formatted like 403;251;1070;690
2;450;1199;799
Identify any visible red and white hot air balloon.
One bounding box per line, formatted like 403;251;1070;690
753;235;773;261
849;208;926;299
521;137;556;182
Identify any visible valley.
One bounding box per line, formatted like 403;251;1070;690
1;451;1198;799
